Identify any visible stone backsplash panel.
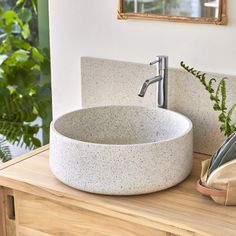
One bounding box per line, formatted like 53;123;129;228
81;57;236;155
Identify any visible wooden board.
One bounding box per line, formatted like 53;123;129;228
0;187;6;236
0;187;16;236
15;190;168;236
0;146;235;236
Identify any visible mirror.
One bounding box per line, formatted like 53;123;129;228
118;0;227;25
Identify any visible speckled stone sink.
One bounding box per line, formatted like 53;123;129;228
50;106;193;195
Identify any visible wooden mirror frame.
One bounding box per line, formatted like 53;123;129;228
118;0;227;25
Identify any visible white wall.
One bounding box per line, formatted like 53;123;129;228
49;0;236;118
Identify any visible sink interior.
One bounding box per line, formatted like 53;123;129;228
54;106;191;145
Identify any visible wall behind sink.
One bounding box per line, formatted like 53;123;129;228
49;0;236;155
49;0;236;118
81;57;236;155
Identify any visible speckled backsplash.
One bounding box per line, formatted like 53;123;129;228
81;57;236;155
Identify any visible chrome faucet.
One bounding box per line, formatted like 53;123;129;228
138;56;168;108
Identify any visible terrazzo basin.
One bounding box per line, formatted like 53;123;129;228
50;106;193;195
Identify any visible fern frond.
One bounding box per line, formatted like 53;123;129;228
220;78;227;111
181;61;236;137
180;62;211;92
200;73;207;87
0;96;37;123
226;104;236;123
0;94;42;149
0;138;11;162
215;81;221;104
0;120;41;149
208;78;216;93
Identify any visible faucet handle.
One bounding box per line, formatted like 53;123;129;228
150;56;168;70
149;59;159;66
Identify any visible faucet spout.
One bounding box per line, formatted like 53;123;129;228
138;75;162;97
138;56;168;108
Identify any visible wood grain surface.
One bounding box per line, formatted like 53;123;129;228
15;190;169;236
0;188;16;236
0;146;235;236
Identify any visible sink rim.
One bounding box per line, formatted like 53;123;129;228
51;105;193;147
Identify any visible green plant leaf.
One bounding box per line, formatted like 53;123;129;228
213;103;220;111
0;119;41;149
11;22;21;34
210;94;216;101
0;96;36;122
12;49;29;62
0;55;8;65
220;78;227;111
208;78;216;93
0;19;3;28
18;8;32;23
31;0;38;14
8;37;31;50
0;68;4;79
0;38;12;53
0;2;51;151
31;64;40;71
16;0;25;7
228;104;236;118
32;137;41;147
21;24;30;39
220;124;225;132
181;61;236;137
2;11;17;24
32;48;44;63
0;87;10;100
219;113;226;122
0;138;11;162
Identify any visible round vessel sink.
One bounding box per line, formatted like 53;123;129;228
50;106;193;195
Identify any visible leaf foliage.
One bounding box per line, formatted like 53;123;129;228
0;1;51;160
0;137;11;162
181;61;236;137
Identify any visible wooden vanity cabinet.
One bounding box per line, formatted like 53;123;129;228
0;188;16;236
0;146;236;236
0;188;173;236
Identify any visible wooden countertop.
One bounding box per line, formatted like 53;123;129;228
0;146;236;236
